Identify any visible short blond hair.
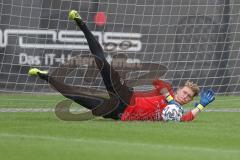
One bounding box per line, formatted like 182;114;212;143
183;80;200;97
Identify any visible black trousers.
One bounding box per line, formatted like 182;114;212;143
39;19;133;120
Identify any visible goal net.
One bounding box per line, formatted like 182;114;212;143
0;0;240;98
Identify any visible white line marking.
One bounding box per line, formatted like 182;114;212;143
205;109;240;112
0;108;88;112
0;133;239;154
1;108;240;113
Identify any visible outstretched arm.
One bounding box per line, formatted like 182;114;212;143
181;89;215;122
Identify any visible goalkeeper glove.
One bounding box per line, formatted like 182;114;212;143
195;89;215;111
165;94;183;109
160;88;183;108
166;94;174;104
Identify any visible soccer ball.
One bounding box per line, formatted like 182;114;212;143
162;104;184;122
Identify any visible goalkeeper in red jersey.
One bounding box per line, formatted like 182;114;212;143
28;10;215;122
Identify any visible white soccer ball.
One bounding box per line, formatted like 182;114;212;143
162;104;184;122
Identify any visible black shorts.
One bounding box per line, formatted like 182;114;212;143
103;100;128;120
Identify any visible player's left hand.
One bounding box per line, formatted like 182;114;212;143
195;89;215;111
199;89;215;107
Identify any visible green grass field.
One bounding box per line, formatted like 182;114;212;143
0;93;240;160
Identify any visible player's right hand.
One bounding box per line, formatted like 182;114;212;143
166;95;182;108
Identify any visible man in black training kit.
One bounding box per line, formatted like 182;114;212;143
28;10;215;122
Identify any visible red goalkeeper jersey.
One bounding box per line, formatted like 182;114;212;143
121;79;195;122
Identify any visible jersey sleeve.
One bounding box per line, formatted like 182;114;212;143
180;111;195;122
152;79;174;96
